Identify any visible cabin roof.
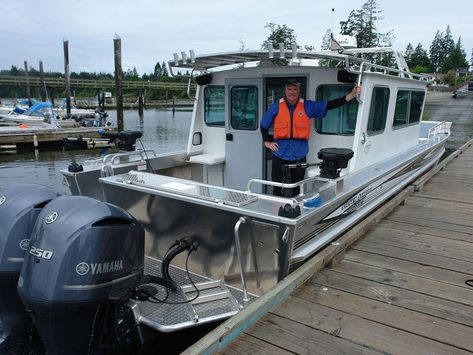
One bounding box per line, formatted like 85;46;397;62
168;47;428;82
169;49;359;71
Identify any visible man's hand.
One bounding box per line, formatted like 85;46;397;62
346;85;362;101
264;141;279;152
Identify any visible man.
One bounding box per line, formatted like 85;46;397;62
260;79;361;196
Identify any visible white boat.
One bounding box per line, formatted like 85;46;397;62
1;102;58;127
1;39;451;353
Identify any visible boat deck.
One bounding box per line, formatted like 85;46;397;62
184;138;473;354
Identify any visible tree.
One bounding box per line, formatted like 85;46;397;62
161;61;169;77
153;62;162;79
442;37;469;72
261;23;297;50
410;43;430;69
339;0;394;64
429;30;443;72
404;43;414;66
340;0;387;48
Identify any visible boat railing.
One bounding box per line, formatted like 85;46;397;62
247;178;308;195
100;150;157;177
427;121;450;139
246;176;337;204
168;46;428;82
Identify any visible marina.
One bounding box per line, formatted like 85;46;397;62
0;41;472;355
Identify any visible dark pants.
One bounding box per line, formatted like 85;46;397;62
271;155;306;197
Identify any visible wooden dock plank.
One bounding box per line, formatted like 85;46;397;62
223;315;383;355
406;195;473;214
351;239;473;275
344;249;472;288
292;281;473;352
333;259;473;307
361;227;473;261
221;333;295;355
271;296;470;355
311;270;473;326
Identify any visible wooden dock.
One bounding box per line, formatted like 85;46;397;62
0;125;114;151
185;138;473;354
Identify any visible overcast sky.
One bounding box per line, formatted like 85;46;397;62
1;0;472;75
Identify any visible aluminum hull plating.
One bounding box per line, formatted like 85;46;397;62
99;132;448;294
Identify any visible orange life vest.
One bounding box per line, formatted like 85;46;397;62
273;98;310;140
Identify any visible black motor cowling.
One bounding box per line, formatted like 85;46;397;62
318;148;354;179
17;195;145;354
0;183;61;278
104;130;143;151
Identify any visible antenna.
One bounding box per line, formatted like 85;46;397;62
331;8;335;36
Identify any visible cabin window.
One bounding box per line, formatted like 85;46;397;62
315;85;358;135
409;91;425;124
367;87;390;135
393;90;425;128
204;86;225;127
231;86;258;130
393;90;410;127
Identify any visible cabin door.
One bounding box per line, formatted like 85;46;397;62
225;79;263;191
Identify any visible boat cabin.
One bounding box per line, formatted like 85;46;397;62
178;49;428;193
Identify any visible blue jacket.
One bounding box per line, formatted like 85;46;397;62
260;99;328;161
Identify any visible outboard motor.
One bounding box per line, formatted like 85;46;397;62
18;195;145;354
0;183;61;278
318;148;354;179
104;130;143;151
0;183;59;354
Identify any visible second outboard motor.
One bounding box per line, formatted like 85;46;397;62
18;195;145;355
0;183;59;354
0;183;61;278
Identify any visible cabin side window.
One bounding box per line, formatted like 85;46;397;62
230;86;258;130
367;87;390;135
204;86;225;127
315;85;358;135
393;90;425;128
409;91;425;124
393;90;410;127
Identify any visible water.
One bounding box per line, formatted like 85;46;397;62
0;109;192;192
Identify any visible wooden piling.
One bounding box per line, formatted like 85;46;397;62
63;39;71;116
138;89;144;116
114;34;124;131
24;61;32;107
39;61;46;102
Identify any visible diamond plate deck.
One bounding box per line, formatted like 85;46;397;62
130;256;256;332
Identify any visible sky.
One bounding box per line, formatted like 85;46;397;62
1;0;472;75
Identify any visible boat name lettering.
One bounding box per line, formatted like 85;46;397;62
342;188;373;211
90;260;124;274
29;246;53;259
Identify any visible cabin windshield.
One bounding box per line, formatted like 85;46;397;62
315;84;358;135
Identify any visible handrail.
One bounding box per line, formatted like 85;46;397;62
345;58;428;82
234;217;250;303
100;150;157;177
427;121;449;139
101;150;156;166
246;178;307;195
